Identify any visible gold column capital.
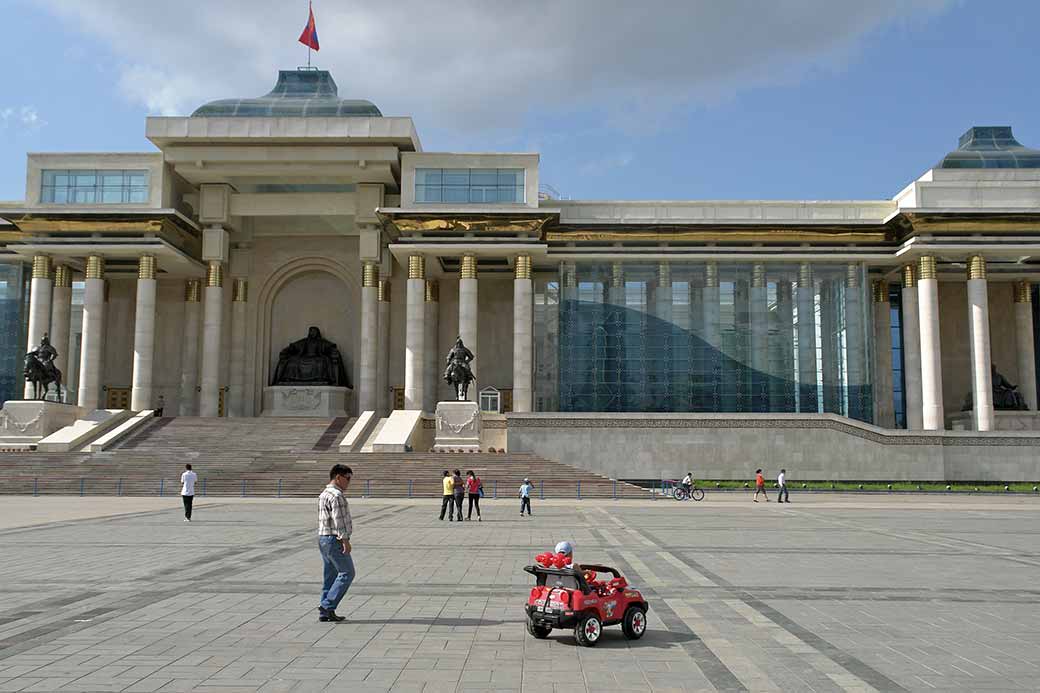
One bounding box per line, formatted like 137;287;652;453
515;255;532;280
967;255;986;281
562;262;576;288
138;255;157;280
206;260;224;288
185;279;201;302
362;261;378;288
53;265;72;288
611;262;624;288
846;263;861;288
408;254;425;280
902;264;917;288
232;277;248;302
460;254;477;280
424;279;439;302
705;261;719;288
751;264;765;289
658;261;671;288
872;280;888;303
798;262;812;289
85;255;105;280
378;278;391;302
918;255;937;280
1014;281;1032;304
31;255;51;280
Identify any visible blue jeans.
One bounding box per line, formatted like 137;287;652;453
319;536;356;611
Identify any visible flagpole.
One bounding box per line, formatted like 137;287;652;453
308;0;312;67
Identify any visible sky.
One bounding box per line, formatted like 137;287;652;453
1;0;1038;203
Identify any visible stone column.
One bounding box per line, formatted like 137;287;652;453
845;263;866;421
228;278;248;417
179;280;201;415
1014;281;1037;410
25;255;53;398
459;254;478;400
78;256;105;409
871;280;895;428
796;262;818;413
358;261;380;413
513;255;534;412
966;256;994;431
404;255;425;410
917;255;944;430
130;256;158;411
50;265;73;393
199;260;224;417
901;265;923;430
749;264;768;411
377;278;391;415
423;280;439;412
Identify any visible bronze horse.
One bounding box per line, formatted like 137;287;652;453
24;351;62;401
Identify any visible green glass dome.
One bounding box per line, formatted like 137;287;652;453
191;69;382;117
939;126;1040;169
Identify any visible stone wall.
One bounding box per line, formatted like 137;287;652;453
506;412;1040;482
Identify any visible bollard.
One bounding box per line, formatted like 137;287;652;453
203;478;207;497
494;480;498;499
577;480;581;500
408;480;413;498
33;477;38;497
159;478;164;497
540;480;544;500
80;478;85;497
613;479;617;500
117;478;123;497
277;478;282;498
366;479;371;497
241;480;246;498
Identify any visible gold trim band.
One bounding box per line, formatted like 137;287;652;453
751;264;765;289
798;262;812;289
425;279;439;302
85;255;104;280
232;278;248;303
185;279;201;303
460;255;477;280
902;264;916;288
31;255;50;280
362;261;378;288
872;280;888;303
515;255;532;280
138;255;157;280
967;255;986;281
408;255;425;280
918;255;937;281
1014;281;1032;303
378;279;391;303
53;265;72;288
206;260;223;288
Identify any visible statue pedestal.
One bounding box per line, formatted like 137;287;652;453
433;401;482;452
948;410;1040;431
262;386;351;417
0;401;84;449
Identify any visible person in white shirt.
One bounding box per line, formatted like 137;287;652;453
777;468;789;503
519;478;533;516
681;472;693;496
180;464;198;521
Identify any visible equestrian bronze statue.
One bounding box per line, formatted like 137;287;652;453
443;337;475;401
24;333;62;401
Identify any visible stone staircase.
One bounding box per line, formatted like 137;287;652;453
0;416;646;499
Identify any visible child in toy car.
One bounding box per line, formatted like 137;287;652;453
524;548;649;646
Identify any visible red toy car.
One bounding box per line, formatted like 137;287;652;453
524;554;649;646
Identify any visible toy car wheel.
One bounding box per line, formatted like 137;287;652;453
526;616;552;639
622;606;647;639
574;613;602;647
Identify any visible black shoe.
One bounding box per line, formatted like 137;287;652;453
318;608;345;622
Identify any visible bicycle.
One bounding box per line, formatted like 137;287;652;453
667;481;705;501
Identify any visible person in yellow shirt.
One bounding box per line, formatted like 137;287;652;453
439;470;455;521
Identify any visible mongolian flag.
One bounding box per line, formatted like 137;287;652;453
298;2;320;51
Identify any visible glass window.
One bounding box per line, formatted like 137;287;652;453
414;168;525;204
40;169;149;205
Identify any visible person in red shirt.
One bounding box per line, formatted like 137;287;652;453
466;470;482;521
753;469;769;503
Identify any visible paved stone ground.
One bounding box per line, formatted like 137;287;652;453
0;494;1038;692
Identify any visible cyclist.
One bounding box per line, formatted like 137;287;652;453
681;472;694;497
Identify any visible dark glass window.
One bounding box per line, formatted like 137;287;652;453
889;285;907;429
41;170;150;205
414;168;525;204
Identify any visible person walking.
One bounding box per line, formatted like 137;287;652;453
180;463;197;522
777;468;790;503
317;464;355;623
452;469;465;523
466;470;482;521
519;477;533;516
439;470;454;521
753;468;769;503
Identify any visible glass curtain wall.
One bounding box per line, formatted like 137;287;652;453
534;261;874;422
0;263;28;406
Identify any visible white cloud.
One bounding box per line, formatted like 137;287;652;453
0;106;46;131
32;0;950;133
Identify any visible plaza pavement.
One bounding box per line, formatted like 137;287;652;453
0;493;1038;692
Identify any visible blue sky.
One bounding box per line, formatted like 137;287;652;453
1;0;1038;203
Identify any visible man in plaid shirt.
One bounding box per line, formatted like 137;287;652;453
317;464;354;622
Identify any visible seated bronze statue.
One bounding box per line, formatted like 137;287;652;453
271;326;350;387
962;363;1028;411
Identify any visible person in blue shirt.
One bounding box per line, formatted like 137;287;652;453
519;478;533;516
